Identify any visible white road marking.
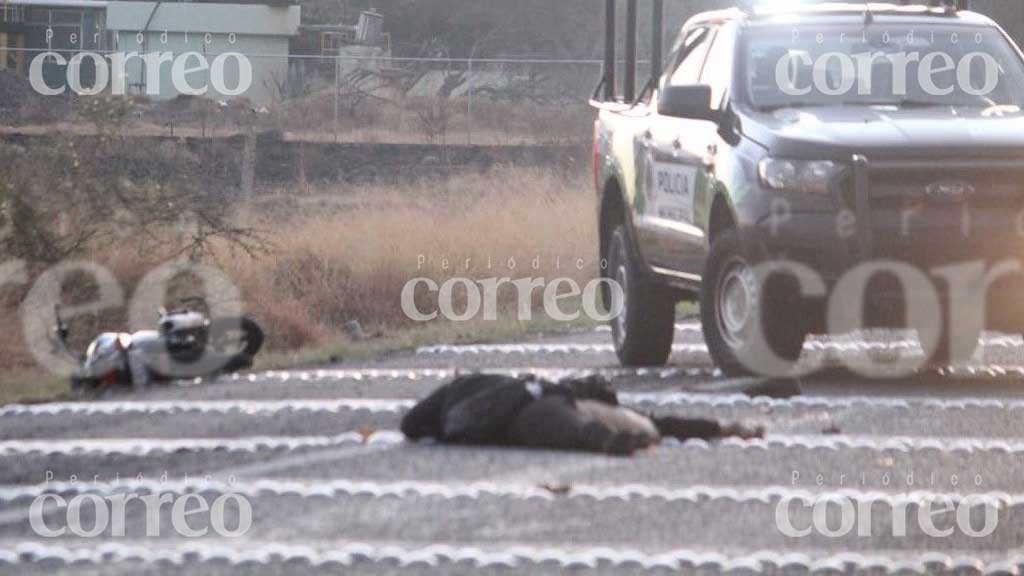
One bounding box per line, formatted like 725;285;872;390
706;433;1024;455
6;430;1024;457
0;478;1016;508
203;366;720;385
0;398;416;418
596;323;703;333
415;337;1024;355
0;432;405;456
416;343;710;354
1;540;1021;573
8;387;1024;419
620;390;1024;412
201;364;1024;387
0;499;59;528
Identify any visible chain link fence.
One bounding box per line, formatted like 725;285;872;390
0;50;604;147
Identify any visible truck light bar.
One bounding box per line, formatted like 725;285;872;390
899;0;970;9
740;0;971;13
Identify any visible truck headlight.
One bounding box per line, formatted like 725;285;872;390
758;159;844;195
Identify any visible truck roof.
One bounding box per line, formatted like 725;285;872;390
685;2;996;30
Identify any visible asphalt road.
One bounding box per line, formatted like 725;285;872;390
3;322;1024;575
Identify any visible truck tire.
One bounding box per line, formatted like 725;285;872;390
608;225;676;367
701;229;806;376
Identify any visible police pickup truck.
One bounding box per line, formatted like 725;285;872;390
592;0;1024;375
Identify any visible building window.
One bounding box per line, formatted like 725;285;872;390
1;5;26;24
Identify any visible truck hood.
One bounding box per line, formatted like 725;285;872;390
741;104;1024;161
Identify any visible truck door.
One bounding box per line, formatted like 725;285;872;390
634;26;713;274
662;24;737;277
648;24;735;278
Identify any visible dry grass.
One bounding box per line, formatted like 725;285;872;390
226;166;599;349
0;166;599;403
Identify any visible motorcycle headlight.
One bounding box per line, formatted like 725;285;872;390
758;159;844;195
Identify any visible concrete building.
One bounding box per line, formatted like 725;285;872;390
0;0;300;105
106;2;300;104
0;0;108;82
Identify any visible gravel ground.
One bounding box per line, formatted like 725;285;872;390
3;323;1024;575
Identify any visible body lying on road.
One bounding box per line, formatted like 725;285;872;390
401;374;762;456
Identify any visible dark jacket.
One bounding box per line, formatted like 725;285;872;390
400;374;725;455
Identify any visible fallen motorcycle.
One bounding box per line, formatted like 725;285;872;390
54;302;264;391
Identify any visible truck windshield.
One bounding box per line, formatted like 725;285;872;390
743;24;1024;110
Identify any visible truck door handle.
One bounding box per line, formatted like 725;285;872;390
672;138;682;150
707;144;718;155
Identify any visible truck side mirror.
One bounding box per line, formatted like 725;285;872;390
658;84;719;123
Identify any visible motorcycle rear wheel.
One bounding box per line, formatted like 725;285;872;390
208;317;265;372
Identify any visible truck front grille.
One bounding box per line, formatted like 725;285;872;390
866;160;1024;208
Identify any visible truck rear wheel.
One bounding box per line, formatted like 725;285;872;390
701;229;807;376
608;225;676;367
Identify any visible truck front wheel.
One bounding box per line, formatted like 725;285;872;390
701;229;807;377
607;225;676;367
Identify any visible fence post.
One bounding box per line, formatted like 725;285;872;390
334;56;340;142
467;57;473;145
240;127;257;197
